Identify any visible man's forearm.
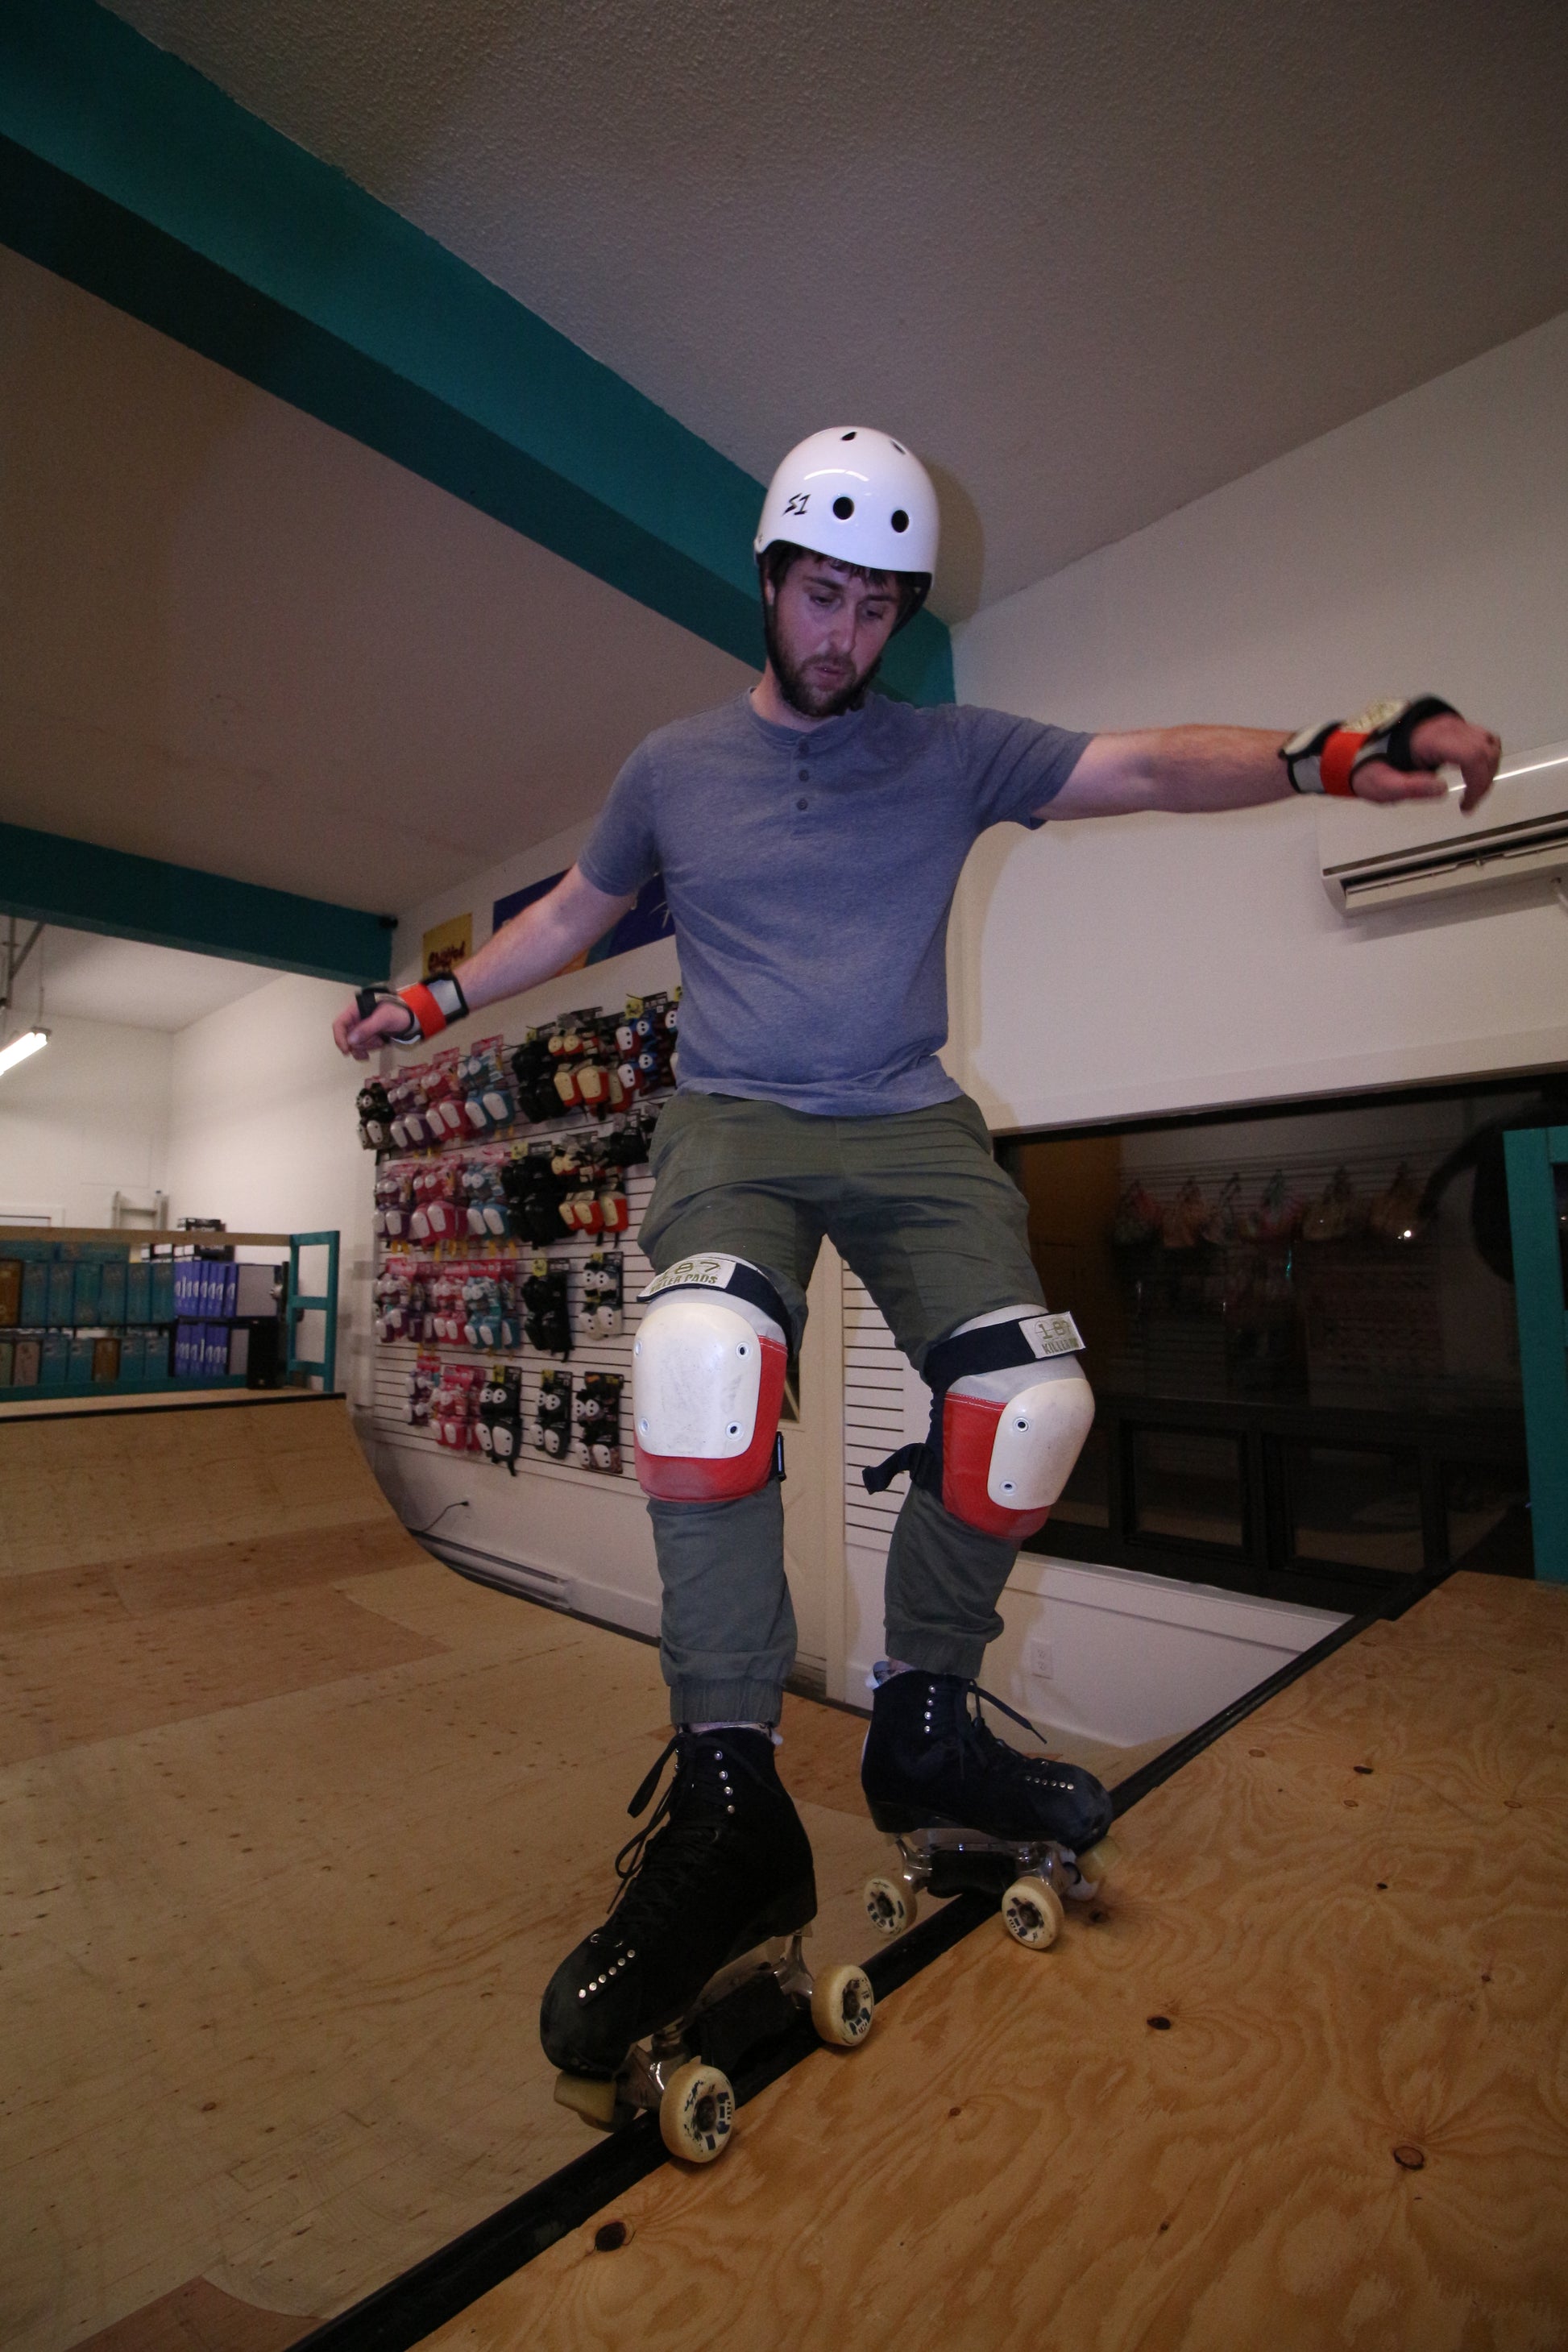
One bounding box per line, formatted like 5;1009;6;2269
1057;725;1290;819
454;869;633;1014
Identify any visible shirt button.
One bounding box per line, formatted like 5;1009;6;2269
797;768;810;782
796;796;808;811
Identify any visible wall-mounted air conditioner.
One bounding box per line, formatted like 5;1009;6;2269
1318;740;1568;916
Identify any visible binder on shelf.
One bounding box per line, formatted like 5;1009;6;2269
11;1335;40;1386
67;1334;95;1387
0;1258;21;1325
126;1261;151;1323
39;1331;69;1386
151;1262;175;1321
73;1260;103;1325
118;1328;145;1383
21;1262;48;1325
0;1337;12;1386
98;1259;127;1325
46;1263;74;1325
93;1336;121;1383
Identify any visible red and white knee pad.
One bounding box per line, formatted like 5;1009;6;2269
632;1255;790;1503
864;1305;1095;1543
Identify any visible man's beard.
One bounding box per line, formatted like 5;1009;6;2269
763;600;881;720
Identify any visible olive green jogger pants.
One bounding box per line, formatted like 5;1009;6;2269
637;1090;1047;1724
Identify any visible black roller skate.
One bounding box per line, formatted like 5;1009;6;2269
860;1671;1118;1952
541;1728;874;2163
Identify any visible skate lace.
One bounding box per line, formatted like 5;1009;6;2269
606;1732;769;1934
956;1682;1061;1782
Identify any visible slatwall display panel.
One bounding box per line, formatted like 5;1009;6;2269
369;1113;658;1496
842;1263;910;1558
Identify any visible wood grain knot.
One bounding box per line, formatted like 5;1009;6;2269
1353;1765;1374;1774
594;2220;632;2252
1392;2146;1425;2172
1147;2015;1172;2031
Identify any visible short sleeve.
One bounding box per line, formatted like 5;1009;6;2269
948;704;1093;831
578;741;661;897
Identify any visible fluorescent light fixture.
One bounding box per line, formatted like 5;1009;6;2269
0;1027;48;1081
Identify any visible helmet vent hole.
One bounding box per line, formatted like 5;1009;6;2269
892;441;906;454
891;509;909;533
833;495;855;520
841;429;857;439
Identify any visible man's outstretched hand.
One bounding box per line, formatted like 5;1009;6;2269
334;995;410;1061
1353;712;1502;814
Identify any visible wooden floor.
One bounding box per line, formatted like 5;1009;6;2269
421;1573;1568;2352
0;1392;1160;2352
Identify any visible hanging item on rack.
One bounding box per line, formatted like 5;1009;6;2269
1245;1170;1305;1242
536;1367;574;1458
388;1067;431;1150
1162;1179;1213;1251
502;1143;567;1246
463;1267;518;1350
432;1363;482;1449
373;1264;409;1342
573;1371;624;1472
406;1357;438;1427
521;1257;572;1356
1111;1180;1164;1249
1301;1167;1367;1243
477;1364;525;1471
578;1251;624;1340
458;1038;516;1135
357;1079;393;1151
462;1159;512;1238
1367;1163;1429;1246
508;1031;559;1123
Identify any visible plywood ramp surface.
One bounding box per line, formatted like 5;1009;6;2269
422;1574;1568;2352
0;1396;404;1578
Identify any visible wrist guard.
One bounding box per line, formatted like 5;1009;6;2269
1280;695;1456;797
355;972;470;1045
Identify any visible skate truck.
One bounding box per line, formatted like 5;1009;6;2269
554;1932;876;2163
864;1823;1119;1951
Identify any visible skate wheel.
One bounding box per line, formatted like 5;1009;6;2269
554;2071;618;2131
810;1963;876;2047
659;2059;734;2163
1002;1874;1065;1950
1076;1836;1119;1887
864;1873;919;1938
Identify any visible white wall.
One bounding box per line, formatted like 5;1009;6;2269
165;971;374;1398
948;308;1568;1133
0;1013;171;1226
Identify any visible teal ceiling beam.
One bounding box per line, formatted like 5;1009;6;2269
0;0;953;708
0;822;396;985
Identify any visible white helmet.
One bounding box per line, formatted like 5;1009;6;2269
754;426;939;622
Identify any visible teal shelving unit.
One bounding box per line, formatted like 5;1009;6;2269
0;1226;339;1403
1503;1127;1568;1583
286;1231;341;1393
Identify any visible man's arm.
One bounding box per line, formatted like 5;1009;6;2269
333;865;636;1060
1045;709;1501;823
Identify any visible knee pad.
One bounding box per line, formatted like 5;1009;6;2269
863;1305;1094;1543
632;1255;790;1503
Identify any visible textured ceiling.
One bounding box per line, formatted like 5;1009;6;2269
0;245;751;914
109;0;1568;617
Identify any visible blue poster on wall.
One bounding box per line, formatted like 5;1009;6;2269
492;872;674;971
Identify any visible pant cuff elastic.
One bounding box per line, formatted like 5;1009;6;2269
881;1628;990;1680
668;1678;786;1728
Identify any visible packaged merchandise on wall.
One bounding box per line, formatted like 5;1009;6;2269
573;1371;623;1473
477;1364;525;1471
358;1077;393;1151
578;1251;624;1339
535;1367;573;1458
462;1267;517;1350
521;1258;571;1357
458;1038;516;1134
431;1363;483;1450
406;1354;438;1427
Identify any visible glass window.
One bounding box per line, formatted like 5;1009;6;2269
1130;1427;1245;1549
1286;1444;1423;1574
1444;1458;1533;1577
1051;1418;1111;1529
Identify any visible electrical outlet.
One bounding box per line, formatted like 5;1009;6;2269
1024;1636;1054;1682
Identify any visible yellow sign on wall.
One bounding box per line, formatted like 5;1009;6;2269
421;914;472;981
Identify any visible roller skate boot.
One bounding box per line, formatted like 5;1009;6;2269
860;1670;1118;1952
543;1728;874;2163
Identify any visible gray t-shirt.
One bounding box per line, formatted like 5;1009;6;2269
579;691;1089;1116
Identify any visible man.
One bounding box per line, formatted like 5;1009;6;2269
335;425;1501;2085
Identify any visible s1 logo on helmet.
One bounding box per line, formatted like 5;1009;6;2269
784;492;810;517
